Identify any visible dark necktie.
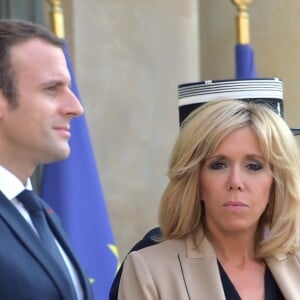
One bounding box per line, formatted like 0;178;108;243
17;189;77;298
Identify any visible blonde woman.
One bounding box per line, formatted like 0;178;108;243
119;98;300;300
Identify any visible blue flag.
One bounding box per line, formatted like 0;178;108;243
235;43;257;79
40;43;119;299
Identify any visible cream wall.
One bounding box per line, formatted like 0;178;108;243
63;0;300;261
64;0;199;260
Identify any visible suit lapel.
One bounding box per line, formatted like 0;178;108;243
42;201;93;300
178;236;226;300
178;234;300;300
0;192;75;300
266;254;300;300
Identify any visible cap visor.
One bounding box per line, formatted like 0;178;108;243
291;128;300;136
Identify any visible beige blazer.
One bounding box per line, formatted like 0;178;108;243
118;235;300;300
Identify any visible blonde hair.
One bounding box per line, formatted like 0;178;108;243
158;99;300;257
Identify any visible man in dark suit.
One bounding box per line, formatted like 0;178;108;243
0;19;94;299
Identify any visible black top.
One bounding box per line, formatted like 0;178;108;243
217;260;285;300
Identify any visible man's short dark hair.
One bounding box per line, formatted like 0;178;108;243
0;19;64;106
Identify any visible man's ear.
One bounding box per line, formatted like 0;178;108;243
0;90;8;118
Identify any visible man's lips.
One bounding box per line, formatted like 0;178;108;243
53;125;71;138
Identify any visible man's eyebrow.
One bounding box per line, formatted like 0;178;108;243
41;79;71;87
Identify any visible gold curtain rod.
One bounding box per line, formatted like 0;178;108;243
48;0;65;38
231;0;253;44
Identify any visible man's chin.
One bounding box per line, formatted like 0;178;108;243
58;149;71;161
45;148;71;163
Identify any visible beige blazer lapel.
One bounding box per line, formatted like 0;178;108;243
266;253;300;300
178;236;226;300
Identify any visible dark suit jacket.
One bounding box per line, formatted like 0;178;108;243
0;191;94;300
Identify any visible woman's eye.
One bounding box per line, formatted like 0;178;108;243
208;161;226;170
247;162;263;171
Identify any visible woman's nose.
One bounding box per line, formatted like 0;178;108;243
226;168;245;191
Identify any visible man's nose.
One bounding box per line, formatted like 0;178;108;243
65;89;84;118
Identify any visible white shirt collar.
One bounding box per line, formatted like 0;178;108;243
0;165;32;200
